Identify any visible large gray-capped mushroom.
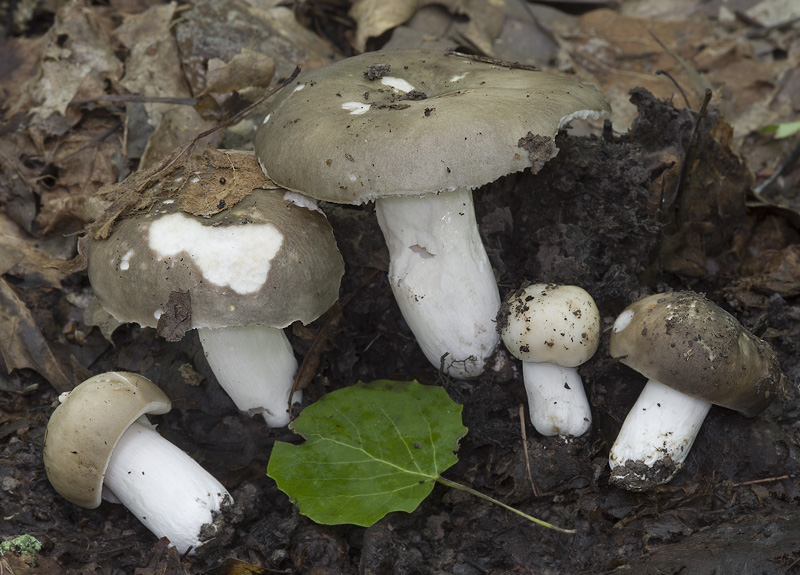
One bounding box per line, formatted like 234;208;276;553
254;50;610;379
43;372;231;554
608;291;783;491
499;284;600;437
84;153;344;427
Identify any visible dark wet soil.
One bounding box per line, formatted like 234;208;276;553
2;90;800;575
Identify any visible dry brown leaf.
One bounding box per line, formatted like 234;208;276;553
0;233;66;288
0;36;46;114
350;0;505;54
116;3;193;130
573;9;717;129
0;138;40;234
139;106;219;172
175;0;338;98
86;148;277;240
203;49;276;96
739;245;800;297
11;0;122;126
114;2;216;168
37;115;125;234
0;277;72;392
82;296;125;342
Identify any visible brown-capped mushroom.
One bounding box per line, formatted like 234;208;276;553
84;158;344;427
42;372;231;554
608;291;782;491
254;49;610;379
499;284;600;436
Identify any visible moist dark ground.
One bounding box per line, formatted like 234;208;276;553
2;90;800;575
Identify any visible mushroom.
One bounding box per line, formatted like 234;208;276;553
254;50;610;379
84;163;344;427
499;284;600;436
42;372;231;554
608;291;783;490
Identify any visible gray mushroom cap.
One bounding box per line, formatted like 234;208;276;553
43;372;171;509
85;188;344;331
609;291;782;417
254;50;610;204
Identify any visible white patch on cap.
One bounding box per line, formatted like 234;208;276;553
450;73;467;82
154;309;164;320
283;190;321;213
262;113;271;124
293;84;305;92
148;213;283;295
380;77;414;92
342;101;371;115
612;309;635;333
119;249;134;271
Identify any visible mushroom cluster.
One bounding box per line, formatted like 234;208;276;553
254;49;610;379
608;292;782;490
43;372;231;554
39;49;788;559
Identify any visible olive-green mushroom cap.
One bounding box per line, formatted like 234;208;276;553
254;50;611;204
43;372;171;509
609;292;782;417
85;188;344;331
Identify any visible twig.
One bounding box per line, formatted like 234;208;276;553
443;50;538;71
159;66;301;176
519;404;540;497
672;88;713;208
753;138;800;195
655;69;691;108
742;14;800;37
72;95;199;106
436;476;576;534
732;474;792;487
288;269;381;418
649;30;713;102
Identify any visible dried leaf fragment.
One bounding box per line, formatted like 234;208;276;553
0;278;71;391
87;148;277;240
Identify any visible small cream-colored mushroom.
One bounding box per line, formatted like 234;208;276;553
500;284;600;437
43;372;231;553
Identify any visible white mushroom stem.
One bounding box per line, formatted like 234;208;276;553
197;325;300;427
522;362;592;437
609;379;712;472
374;188;501;379
103;421;231;555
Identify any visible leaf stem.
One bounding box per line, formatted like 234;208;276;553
435;476;577;534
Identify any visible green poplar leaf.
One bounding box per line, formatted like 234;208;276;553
267;379;468;527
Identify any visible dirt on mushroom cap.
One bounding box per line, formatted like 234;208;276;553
85;149;278;242
609;291;783;416
254;49;610;203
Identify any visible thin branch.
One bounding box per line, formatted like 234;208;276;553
753;138;800;195
159;66;301;176
444;50;538;71
519;404;540;497
436;476;576;534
